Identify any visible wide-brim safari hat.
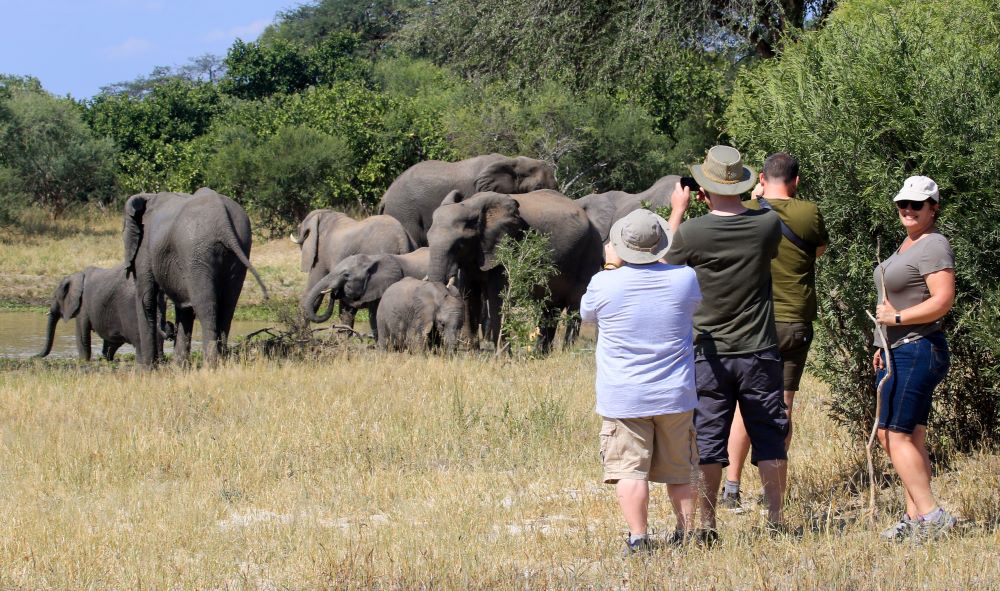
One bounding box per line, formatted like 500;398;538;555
609;209;672;265
689;145;756;196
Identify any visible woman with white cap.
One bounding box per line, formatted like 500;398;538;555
873;175;956;542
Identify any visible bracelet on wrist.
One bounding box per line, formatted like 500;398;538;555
895;312;902;325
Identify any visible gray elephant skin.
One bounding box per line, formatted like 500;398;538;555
124;187;268;367
301;248;430;336
376;277;465;352
378;154;558;247
427;189;603;351
36;264;174;361
291;209;414;329
575;175;680;243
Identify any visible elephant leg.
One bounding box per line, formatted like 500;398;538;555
483;273;505;349
104;341;123;361
215;269;244;359
338;301;357;330
463;288;482;351
134;271;160;367
76;315;92;361
174;307;195;366
367;303;378;340
535;306;560;355
562;309;582;350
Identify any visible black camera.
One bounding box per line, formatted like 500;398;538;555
680;176;700;192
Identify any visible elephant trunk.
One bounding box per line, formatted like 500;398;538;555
301;274;342;323
427;246;455;284
36;308;60;358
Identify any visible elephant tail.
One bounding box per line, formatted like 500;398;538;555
219;206;270;301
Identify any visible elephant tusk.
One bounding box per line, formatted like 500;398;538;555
422;275;429;281
289;233;301;244
320;288;333;294
446;276;455;288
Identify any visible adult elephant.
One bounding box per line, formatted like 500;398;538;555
123;187;268;367
376;277;465;353
290;209;414;329
301;248;429;337
576;175;680;243
378;154;557;247
427;189;603;352
36;264;174;361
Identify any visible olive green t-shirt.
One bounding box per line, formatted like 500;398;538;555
665;209;781;355
745;197;829;322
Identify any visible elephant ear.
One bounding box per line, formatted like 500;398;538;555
59;272;85;321
298;211;323;273
440;190;465;206
123;194;148;278
478;196;523;271
474;160;517;194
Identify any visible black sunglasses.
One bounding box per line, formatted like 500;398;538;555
896;199;929;211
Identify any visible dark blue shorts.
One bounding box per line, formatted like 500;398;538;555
694;347;789;466
876;331;950;434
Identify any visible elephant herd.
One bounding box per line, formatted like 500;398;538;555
37;153;680;365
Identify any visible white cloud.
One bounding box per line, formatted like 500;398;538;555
203;18;271;43
104;37;154;59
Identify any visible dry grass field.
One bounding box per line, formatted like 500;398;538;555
1;210;999;589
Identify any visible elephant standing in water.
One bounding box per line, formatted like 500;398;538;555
376;277;465;352
291;209;414;329
301;248;429;337
123;187;268;367
575;175;680;243
427;189;603;352
378;154;557;246
36;264;174;361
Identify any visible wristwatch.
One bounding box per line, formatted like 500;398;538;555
895;313;901;325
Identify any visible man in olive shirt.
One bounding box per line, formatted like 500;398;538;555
723;153;828;508
665;146;788;535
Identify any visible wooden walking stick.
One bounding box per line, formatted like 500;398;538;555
864;237;893;520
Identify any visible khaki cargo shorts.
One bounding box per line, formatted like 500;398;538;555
599;411;698;485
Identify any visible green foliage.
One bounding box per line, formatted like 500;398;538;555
446;81;673;196
203;124;352;236
726;0;1000;451
0;88;117;216
263;0;420;53
220;35;368;101
494;230;558;356
84;79;226;195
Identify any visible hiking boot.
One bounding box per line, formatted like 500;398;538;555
719;490;742;510
622;536;656;557
913;509;957;544
879;514;916;543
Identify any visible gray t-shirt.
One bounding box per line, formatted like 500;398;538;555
873;231;954;348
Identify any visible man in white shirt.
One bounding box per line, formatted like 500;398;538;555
580;209;702;554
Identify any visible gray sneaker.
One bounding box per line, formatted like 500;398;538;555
913;509;957;544
879;514;916;542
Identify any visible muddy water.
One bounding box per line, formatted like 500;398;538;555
0;311;275;360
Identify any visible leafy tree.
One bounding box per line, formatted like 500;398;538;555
726;0;1000;451
0;88;117;216
204;124;352;234
263;0;420;54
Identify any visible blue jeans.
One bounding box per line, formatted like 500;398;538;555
876;331;950;433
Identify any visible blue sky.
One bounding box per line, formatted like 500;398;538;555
0;0;297;99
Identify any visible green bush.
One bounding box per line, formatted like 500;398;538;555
0;87;117;215
725;0;1000;452
494;230;558;356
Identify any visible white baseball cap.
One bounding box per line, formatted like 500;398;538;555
894;175;940;203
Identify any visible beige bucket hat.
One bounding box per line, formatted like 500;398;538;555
609;209;672;265
689;145;756;196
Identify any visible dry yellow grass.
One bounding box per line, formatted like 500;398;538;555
1;354;998;589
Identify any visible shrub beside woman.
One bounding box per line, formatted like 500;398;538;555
872;175;956;542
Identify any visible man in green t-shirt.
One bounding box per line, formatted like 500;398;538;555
665;145;789;536
722;152;828;509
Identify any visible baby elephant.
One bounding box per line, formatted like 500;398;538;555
301;248;429;337
376;277;465;352
37;264;173;361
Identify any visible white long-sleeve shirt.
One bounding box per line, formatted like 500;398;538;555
580;263;701;418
